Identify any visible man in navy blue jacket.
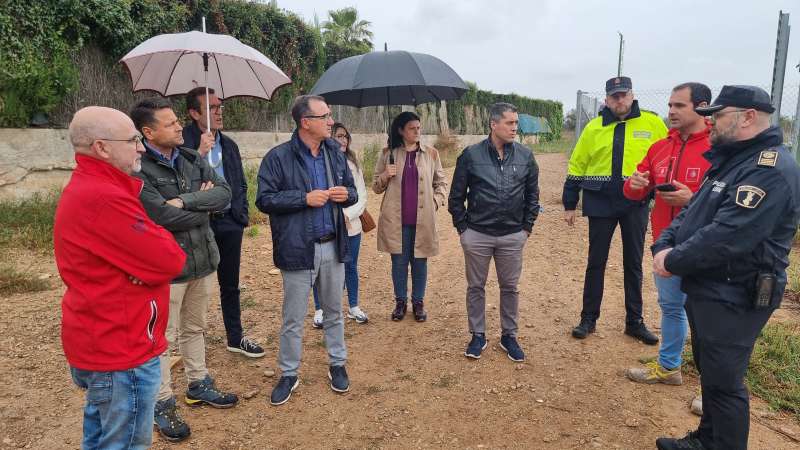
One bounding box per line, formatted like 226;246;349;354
256;95;357;406
182;87;265;359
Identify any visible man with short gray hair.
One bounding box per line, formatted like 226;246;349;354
448;102;540;362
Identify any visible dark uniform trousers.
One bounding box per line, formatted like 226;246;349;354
581;204;648;324
211;211;245;346
685;296;776;450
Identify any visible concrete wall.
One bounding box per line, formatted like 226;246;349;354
0;129;491;200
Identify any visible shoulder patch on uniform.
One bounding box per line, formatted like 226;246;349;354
735;185;766;209
757;150;778;167
632;130;652;139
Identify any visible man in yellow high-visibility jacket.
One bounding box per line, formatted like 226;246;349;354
563;76;668;343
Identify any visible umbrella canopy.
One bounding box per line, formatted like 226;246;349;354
310;50;467;107
518;114;552;135
120;30;291;100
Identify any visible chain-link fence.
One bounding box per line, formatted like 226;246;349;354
574;81;800;152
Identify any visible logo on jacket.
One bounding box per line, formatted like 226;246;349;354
132;215;148;233
735;185;766;209
685;168;700;183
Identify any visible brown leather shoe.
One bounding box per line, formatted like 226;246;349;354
412;301;427;322
391;299;407;321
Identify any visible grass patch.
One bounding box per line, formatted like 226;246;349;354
240;295;257;310
533;134;574;154
0;265;51;295
432;374;457;389
246;225;259;238
0;192;59;251
788;251;800;293
244;163;268;225
746;322;800;420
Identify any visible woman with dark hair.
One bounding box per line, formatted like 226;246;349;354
373;111;448;322
312;123;369;327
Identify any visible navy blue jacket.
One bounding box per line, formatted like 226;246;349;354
255;132;357;270
652;127;800;307
182;122;249;227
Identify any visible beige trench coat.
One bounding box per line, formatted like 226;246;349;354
372;144;448;258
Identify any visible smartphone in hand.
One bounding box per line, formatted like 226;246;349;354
655;183;678;192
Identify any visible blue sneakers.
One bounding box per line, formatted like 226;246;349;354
464;333;488;359
328;365;350;393
185;375;238;408
270;376;299;406
499;335;525;362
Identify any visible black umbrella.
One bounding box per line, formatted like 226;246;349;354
310;50;467;106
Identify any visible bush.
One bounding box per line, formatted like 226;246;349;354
244;163;268;225
0;265;51;296
360;142;382;184
0;192;60;251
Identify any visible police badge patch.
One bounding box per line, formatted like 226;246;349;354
757;150;778;167
735;185;766;209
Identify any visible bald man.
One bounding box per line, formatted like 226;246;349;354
54;107;185;450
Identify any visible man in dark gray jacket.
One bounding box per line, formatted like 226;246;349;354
448;102;540;363
130;98;237;443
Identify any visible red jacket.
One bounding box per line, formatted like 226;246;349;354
623;122;712;241
55;155;185;371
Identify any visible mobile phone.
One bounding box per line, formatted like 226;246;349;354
655;183;677;192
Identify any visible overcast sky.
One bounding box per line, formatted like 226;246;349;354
278;0;800;115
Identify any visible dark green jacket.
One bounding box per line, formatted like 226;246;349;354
135;145;231;283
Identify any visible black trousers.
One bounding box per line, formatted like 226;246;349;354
211;213;245;346
580;205;648;324
685;296;776;450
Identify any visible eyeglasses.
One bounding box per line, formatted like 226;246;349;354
97;134;143;146
209;104;224;113
711;109;748;121
303;113;333;121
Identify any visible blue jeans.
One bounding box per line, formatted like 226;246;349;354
70;356;160;450
313;233;362;309
390;225;428;303
655;274;688;370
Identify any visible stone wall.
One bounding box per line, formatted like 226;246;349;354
0;129;492;200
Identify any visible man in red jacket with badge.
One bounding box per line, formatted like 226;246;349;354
622;83;711;403
54;106;185;450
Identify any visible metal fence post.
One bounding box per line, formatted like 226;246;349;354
575;90;584;141
770;11;790;126
793;80;800;160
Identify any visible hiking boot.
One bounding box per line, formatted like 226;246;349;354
571;319;596;339
656;430;707;450
154;397;190;442
690;394;703;416
391;299;407;321
347;306;369;324
625;360;682;385
270;376;299;406
312;309;323;329
185;375;238;408
499;334;525;362
464;333;488;359
412;300;427;322
328;365;350;393
226;336;265;358
625;322;660;345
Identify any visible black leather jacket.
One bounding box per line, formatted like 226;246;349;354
448;137;540;236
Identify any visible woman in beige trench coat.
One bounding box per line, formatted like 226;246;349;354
372;111;447;322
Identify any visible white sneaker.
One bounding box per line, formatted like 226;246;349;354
312;309;323;329
347;306;369;324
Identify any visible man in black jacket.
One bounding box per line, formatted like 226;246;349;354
448;102;540;362
182;87;264;359
256;95;357;406
652;85;800;450
131;97;238;443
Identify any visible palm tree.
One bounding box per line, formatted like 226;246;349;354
321;7;373;67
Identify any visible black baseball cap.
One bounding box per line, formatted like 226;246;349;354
695;85;775;116
605;76;632;95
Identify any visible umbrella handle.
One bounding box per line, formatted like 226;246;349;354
388;150;394;165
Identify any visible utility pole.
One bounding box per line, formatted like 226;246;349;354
617;32;624;76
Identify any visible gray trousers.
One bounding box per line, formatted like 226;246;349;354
460;228;527;337
279;241;347;377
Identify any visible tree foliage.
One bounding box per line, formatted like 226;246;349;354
321;7;374;68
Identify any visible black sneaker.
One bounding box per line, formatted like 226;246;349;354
412;300;427;322
185;375;238;408
656;430;707;450
464;333;487;359
270;376;299;406
391;299;407;321
154;397;190;442
499;334;525;362
328;365;350;393
227;337;265;358
571;319;596;339
625;322;660;345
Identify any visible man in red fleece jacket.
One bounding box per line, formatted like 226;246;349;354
621;83;711;404
54;106;185;450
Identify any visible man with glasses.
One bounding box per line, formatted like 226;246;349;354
182;87;265;360
652;85;800;450
55;106;186;449
130;97;237;442
256;95;357;406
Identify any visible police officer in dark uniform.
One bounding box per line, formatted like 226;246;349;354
651;85;800;450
